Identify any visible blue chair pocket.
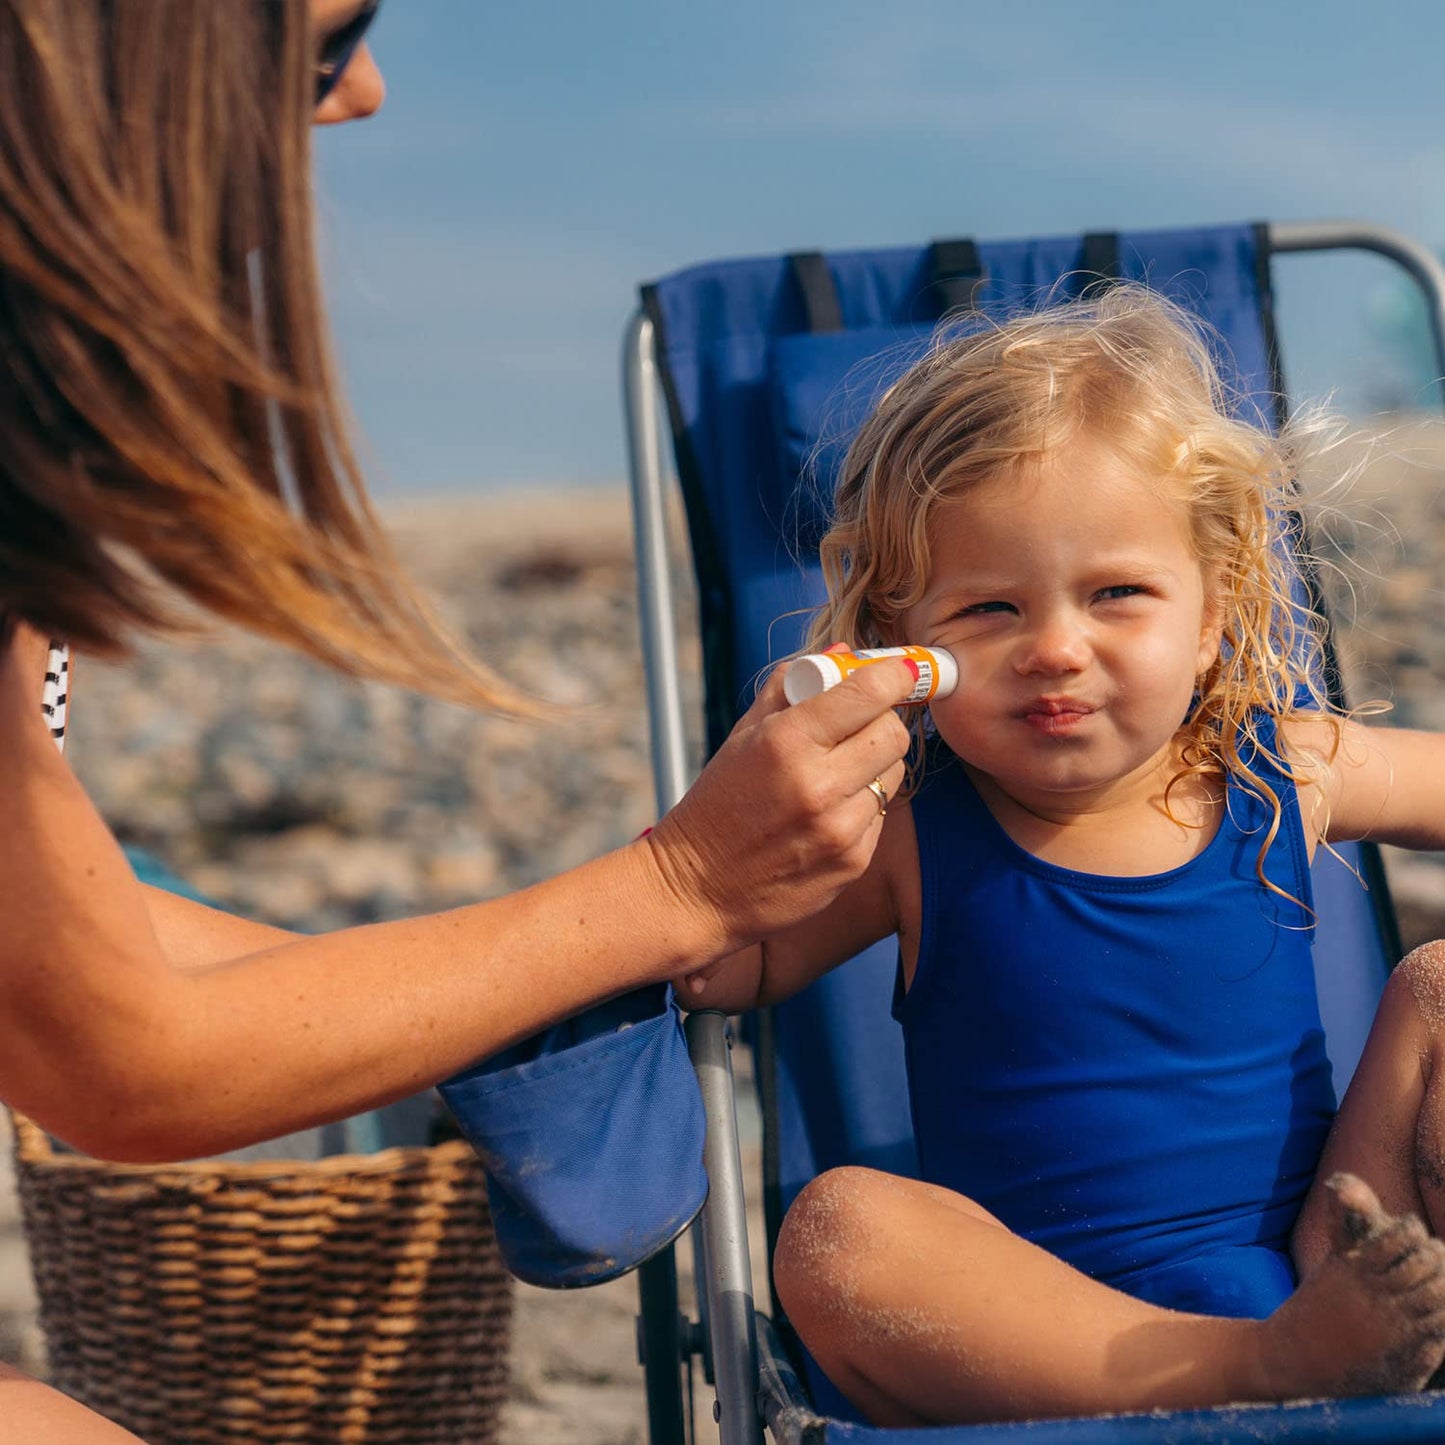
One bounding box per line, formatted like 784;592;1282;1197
438;984;707;1288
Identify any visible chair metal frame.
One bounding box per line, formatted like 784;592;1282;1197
622;221;1445;1445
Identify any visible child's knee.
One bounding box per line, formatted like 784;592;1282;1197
775;1166;891;1318
1395;941;1445;1038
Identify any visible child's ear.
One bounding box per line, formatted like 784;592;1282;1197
1196;576;1226;674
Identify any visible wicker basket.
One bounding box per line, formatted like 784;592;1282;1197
10;1114;513;1444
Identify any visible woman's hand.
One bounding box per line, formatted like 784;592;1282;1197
644;657;912;960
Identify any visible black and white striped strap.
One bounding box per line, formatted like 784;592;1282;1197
41;642;68;752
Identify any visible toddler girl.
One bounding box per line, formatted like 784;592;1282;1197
682;284;1445;1426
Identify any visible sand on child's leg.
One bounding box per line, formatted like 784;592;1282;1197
1295;939;1445;1278
1397;942;1445;1236
776;1166;1445;1427
1292;952;1440;1277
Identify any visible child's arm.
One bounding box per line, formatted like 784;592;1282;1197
1286;715;1445;850
677;803;908;1013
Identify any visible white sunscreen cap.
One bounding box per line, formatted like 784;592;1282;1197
782;654;845;704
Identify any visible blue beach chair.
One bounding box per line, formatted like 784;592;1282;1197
621;221;1445;1444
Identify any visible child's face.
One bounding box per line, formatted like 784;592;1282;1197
901;433;1223;811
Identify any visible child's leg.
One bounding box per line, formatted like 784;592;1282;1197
1294;940;1445;1276
775;1165;1445;1428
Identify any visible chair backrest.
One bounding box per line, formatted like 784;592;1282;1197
640;223;1400;1355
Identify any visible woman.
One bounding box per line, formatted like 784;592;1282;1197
0;3;912;1438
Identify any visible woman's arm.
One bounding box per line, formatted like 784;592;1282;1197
139;886;298;968
0;625;912;1162
0;1362;147;1444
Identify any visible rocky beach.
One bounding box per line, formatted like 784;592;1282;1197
6;417;1445;1441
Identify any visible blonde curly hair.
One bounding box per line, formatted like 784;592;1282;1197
804;283;1341;863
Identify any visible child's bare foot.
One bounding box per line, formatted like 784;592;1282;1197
1259;1173;1445;1398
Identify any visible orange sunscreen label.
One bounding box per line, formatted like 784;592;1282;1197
783;646;958;705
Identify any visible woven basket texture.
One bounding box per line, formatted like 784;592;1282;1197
10;1114;513;1444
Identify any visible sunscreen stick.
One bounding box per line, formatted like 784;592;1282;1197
783;645;958;706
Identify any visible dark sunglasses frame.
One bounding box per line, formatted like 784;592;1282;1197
315;0;381;104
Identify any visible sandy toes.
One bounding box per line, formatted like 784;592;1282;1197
1260;1172;1445;1399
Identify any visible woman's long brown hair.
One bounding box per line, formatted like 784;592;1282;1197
0;0;535;712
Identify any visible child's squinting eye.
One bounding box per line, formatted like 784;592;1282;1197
1096;584;1145;601
959;600;1016;617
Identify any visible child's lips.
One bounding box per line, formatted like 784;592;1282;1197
1021;698;1095;734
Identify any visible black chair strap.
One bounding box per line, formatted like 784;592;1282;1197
1080;231;1122;293
928;238;988;317
787;251;844;333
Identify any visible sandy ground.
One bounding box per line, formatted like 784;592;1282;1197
0;1114;40;1379
497;1134;772;1445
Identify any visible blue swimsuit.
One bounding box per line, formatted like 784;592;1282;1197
895;720;1337;1319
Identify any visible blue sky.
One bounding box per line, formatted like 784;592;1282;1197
315;0;1445;495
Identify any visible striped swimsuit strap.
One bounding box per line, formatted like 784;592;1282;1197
41;641;69;752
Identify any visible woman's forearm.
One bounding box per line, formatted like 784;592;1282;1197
2;626;913;1161
43;839;713;1162
3;666;720;1158
677;943;767;1015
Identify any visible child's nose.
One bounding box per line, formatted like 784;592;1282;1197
1016;613;1091;676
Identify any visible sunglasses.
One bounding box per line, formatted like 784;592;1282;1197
315;0;381;104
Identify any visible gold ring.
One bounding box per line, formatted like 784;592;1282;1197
866;776;888;817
